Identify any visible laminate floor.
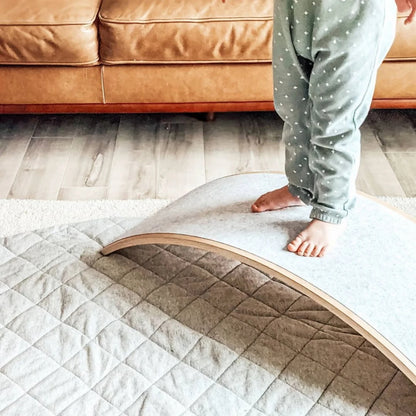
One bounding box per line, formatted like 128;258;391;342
0;110;415;200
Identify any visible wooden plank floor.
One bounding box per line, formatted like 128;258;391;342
0;110;415;200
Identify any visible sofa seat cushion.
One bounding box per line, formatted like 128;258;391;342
387;12;416;60
99;0;273;64
0;0;101;65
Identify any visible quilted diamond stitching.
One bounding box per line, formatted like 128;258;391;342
64;301;116;339
2;347;60;391
65;268;114;299
125;340;179;384
95;321;147;361
255;378;315;416
118;265;166;298
34;323;89;365
0;219;414;416
190;383;252;415
2;394;55;416
13;271;61;304
279;354;336;401
125;385;185;416
93;363;151;411
155;362;213;408
0;373;25;412
59;390;121;416
63;342;120;387
175;297;227;335
242;333;297;375
0;257;40;289
183;336;238;380
6;305;60;344
93;284;142;319
28;367;90;414
146;282;196;317
217;356;276;405
150;319;202;360
0;290;34;326
0;328;31;368
318;376;376;416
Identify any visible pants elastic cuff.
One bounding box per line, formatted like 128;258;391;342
288;184;312;206
310;208;344;224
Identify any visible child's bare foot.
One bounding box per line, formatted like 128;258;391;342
251;185;305;212
287;219;346;257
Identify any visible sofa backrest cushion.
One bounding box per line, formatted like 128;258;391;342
98;0;415;65
98;0;274;64
0;0;101;65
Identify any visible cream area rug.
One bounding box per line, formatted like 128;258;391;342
0;197;414;238
0;198;415;416
0;199;171;237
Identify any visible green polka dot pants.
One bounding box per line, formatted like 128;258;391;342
273;0;397;224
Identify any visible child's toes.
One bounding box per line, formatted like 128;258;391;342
251;195;267;212
304;244;315;257
318;246;328;257
287;235;303;252
311;245;322;257
297;241;310;256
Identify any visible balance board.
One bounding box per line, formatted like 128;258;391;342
102;173;416;385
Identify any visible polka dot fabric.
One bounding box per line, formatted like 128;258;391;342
273;0;397;224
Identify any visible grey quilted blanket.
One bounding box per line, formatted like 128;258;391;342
0;218;415;416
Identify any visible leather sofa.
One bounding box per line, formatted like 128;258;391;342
0;0;415;115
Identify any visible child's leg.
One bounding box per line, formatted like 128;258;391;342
272;0;316;206
252;0;316;213
305;0;397;225
254;0;397;256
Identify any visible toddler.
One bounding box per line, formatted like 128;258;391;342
252;0;415;257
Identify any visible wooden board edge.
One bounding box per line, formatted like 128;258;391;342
101;232;416;386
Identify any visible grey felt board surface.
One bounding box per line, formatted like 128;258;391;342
110;173;416;370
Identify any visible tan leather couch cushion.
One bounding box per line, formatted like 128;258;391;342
101;61;416;104
99;0;273;64
1;61;414;105
99;0;415;64
387;14;416;60
102;64;273;102
374;62;416;98
0;0;101;65
0;66;103;104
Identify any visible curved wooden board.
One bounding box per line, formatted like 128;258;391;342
102;173;416;385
